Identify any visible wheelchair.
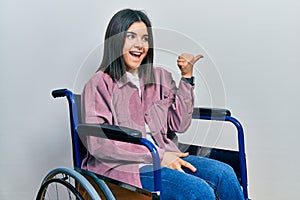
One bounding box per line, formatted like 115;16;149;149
36;88;250;200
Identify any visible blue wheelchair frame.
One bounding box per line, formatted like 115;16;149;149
52;88;250;199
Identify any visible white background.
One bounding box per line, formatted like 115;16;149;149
1;0;299;199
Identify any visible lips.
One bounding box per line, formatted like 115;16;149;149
123;48;147;70
129;51;143;59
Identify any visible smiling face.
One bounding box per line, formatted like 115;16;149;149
123;22;149;75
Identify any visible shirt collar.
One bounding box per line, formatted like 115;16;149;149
115;72;145;89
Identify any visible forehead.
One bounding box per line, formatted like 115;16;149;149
127;22;148;33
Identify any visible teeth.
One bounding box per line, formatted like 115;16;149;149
130;52;142;56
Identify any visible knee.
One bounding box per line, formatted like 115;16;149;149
218;162;240;184
221;163;236;176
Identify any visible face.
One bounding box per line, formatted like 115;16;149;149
123;22;149;75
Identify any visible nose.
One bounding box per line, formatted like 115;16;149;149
133;38;143;48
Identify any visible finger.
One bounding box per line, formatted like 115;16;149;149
177;167;185;173
174;162;186;173
178;54;191;60
177;60;185;64
180;152;190;158
177;61;187;67
180;160;197;172
177;58;186;63
177;152;189;158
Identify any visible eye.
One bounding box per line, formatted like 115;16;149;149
142;35;149;42
126;33;135;40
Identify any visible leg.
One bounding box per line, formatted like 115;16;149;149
183;155;244;200
140;165;215;200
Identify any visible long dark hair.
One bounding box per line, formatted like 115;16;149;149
98;9;154;84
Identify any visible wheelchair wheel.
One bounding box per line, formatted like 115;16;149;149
36;167;101;200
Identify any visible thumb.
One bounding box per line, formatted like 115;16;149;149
178;152;189;158
194;54;204;63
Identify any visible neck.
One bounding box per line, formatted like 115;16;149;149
126;68;139;76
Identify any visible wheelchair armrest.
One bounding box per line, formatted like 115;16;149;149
77;123;163;193
76;124;142;144
192;107;231;118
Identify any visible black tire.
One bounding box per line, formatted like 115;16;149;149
36;178;83;200
36;167;101;200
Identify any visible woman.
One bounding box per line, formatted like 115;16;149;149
81;8;244;199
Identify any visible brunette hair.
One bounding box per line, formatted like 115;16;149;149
98;9;154;84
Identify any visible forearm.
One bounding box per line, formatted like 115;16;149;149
168;78;194;132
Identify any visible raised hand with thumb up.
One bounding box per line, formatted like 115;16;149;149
177;53;203;78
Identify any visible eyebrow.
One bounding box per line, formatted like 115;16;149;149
126;31;136;35
126;31;149;36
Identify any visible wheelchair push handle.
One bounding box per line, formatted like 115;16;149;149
52;89;70;98
192;107;231;118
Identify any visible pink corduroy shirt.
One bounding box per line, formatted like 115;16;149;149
81;67;194;188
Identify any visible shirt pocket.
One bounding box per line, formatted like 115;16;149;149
115;112;130;126
148;95;171;133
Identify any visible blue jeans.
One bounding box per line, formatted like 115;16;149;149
140;155;244;200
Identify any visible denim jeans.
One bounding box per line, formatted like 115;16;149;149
140;155;244;200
